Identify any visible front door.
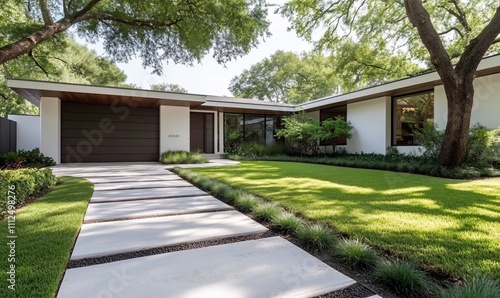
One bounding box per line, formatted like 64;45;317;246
190;113;214;153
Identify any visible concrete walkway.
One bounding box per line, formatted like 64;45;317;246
52;162;374;298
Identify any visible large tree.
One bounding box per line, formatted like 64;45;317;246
150;83;188;93
281;0;500;167
230;47;421;103
230;50;341;103
0;0;269;74
0;0;128;117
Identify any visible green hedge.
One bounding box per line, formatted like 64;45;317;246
0;168;56;216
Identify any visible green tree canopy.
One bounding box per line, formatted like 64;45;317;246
1;0;127;117
280;0;500;167
230;50;341;104
0;0;270;74
150;83;188;93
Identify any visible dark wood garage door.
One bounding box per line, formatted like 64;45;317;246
61;103;159;163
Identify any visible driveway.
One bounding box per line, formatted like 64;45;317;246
52;162;379;298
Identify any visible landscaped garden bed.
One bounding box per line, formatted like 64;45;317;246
176;161;500;297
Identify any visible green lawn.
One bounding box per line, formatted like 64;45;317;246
0;176;93;298
193;161;500;280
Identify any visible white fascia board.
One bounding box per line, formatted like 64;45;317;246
299;54;500;111
7;79;207;103
204;97;296;113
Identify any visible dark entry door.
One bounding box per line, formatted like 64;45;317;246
190;113;214;153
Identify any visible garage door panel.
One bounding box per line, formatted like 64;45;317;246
61;129;158;139
61;120;158;131
61;113;159;124
61;103;158;116
61;103;159;163
61;138;159;147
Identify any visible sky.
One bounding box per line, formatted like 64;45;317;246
78;2;313;97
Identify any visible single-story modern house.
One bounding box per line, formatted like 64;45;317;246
7;55;500;164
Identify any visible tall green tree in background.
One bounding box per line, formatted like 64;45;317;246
150;83;188;93
281;0;500;167
0;0;127;117
230;51;341;103
230;47;421;103
0;0;269;72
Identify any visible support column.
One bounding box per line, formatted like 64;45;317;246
218;112;224;154
160;106;190;153
40;97;61;164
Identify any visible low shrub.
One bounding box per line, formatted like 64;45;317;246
374;260;432;297
438;275;500;298
335;238;379;269
0;148;55;169
160;151;208;164
0;168;56;216
253;202;281;222
296;223;337;252
271;211;303;234
234;192;260;212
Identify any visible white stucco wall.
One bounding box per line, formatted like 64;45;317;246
160;106;190;153
435;73;500;130
347;97;391;154
40;97;60;164
7;115;40;151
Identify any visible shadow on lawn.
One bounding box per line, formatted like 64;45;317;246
196;161;500;280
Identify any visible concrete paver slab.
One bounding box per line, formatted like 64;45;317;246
59;237;355;298
93;180;193;191
71;210;268;260
84;195;232;222
86;175;182;184
90;187;206;202
55;170;174;178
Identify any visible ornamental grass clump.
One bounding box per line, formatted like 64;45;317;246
271;211;303;234
296;223;337;252
335;238;379;269
374;260;432;297
161;151;208;164
252;202;281;222
438;275;500;298
234;192;259;212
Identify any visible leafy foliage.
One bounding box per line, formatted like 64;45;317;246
0;148;56;169
230;50;341;103
150;83;188;93
0;168;56;216
276;110;352;155
1;0;270;73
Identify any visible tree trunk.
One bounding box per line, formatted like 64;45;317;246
0;19;72;65
438;77;474;167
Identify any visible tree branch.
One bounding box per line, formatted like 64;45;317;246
456;7;500;77
404;0;456;84
83;12;182;29
72;0;103;21
438;27;464;39
39;0;54;25
28;50;48;77
0;92;8;101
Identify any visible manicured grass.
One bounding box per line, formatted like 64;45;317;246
192;161;500;280
0;176;93;298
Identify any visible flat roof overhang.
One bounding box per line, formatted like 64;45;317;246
298;54;500;112
7;79;207;108
200;96;296;114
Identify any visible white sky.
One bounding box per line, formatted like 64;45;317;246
78;2;313;97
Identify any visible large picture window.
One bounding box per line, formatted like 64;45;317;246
393;91;434;145
224;113;282;151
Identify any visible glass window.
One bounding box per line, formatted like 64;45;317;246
393;92;434;145
224;113;243;151
244;115;265;144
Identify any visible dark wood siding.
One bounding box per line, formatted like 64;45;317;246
61;103;159;163
190;112;214;154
